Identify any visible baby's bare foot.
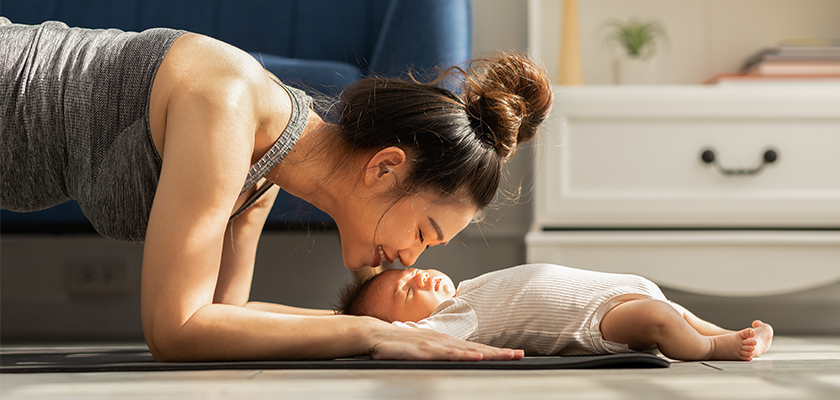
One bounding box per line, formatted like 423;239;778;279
751;320;774;357
709;328;757;361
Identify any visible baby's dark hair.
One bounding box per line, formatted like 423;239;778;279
333;273;388;321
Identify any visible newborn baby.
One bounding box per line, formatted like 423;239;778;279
337;263;773;361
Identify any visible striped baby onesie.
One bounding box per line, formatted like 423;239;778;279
394;263;671;356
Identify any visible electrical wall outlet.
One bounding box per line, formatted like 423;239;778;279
65;258;129;298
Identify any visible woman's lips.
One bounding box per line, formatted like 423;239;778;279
376;245;390;268
372;250;381;267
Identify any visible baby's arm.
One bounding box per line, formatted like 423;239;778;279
392;299;478;342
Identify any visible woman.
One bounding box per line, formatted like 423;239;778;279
0;19;552;361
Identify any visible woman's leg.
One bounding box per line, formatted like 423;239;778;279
600;299;759;361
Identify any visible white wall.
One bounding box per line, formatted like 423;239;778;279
529;0;840;84
473;0;530;55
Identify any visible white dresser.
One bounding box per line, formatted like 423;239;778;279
526;85;840;297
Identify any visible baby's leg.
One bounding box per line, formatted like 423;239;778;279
671;303;774;356
670;302;732;336
600;299;759;361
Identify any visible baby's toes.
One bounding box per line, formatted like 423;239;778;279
738;328;756;340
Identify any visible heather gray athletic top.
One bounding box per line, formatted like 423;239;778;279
0;18;311;243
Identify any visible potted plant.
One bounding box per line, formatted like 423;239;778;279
601;17;669;84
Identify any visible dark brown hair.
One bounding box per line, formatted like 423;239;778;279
332;52;552;209
333;273;386;320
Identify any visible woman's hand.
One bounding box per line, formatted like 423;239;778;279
366;320;524;361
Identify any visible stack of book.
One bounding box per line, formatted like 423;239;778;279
705;39;840;84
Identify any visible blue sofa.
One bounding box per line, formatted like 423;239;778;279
0;0;472;232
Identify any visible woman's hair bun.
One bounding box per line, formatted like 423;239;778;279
462;52;553;159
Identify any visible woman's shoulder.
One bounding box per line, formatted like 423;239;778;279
152;33;289;131
158;34;270;101
149;33;290;158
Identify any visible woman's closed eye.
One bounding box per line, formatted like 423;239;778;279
419;230;429;250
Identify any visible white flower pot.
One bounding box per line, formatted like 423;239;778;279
613;57;659;85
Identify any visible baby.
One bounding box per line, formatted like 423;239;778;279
336;263;774;361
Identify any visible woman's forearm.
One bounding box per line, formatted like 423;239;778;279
147;301;524;363
215;185;280;305
149;303;376;361
245;301;335;316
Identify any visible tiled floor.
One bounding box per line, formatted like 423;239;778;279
2;336;839;400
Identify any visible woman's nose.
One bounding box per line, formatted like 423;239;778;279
398;244;425;267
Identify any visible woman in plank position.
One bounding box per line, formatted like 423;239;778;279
1;18;552;361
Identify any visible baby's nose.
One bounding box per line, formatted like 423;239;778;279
412;272;429;287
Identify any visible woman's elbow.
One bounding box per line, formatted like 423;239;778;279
144;324;178;362
142;313;193;362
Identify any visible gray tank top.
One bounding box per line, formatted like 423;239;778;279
0;18;310;243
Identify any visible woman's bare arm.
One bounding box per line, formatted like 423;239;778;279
216;184;336;316
245;302;336;316
213;184;277;306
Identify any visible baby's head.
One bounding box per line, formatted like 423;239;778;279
336;268;456;323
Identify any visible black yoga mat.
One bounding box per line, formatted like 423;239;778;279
0;346;669;373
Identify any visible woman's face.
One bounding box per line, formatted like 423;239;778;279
338;191;476;271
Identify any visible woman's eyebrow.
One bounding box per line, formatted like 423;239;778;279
428;217;446;244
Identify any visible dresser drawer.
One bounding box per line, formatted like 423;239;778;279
535;85;840;228
526;230;840;297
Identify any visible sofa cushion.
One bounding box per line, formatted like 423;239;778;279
251;53;362;95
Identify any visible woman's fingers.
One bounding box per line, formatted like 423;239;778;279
369;325;524;361
453;342;524;361
488;348;525;360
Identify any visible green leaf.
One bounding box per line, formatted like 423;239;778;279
600;17;669;59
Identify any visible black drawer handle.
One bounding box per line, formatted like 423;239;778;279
700;148;778;176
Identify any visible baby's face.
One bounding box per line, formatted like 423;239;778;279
367;268;456;323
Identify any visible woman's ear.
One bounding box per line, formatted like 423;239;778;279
363;147;408;187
